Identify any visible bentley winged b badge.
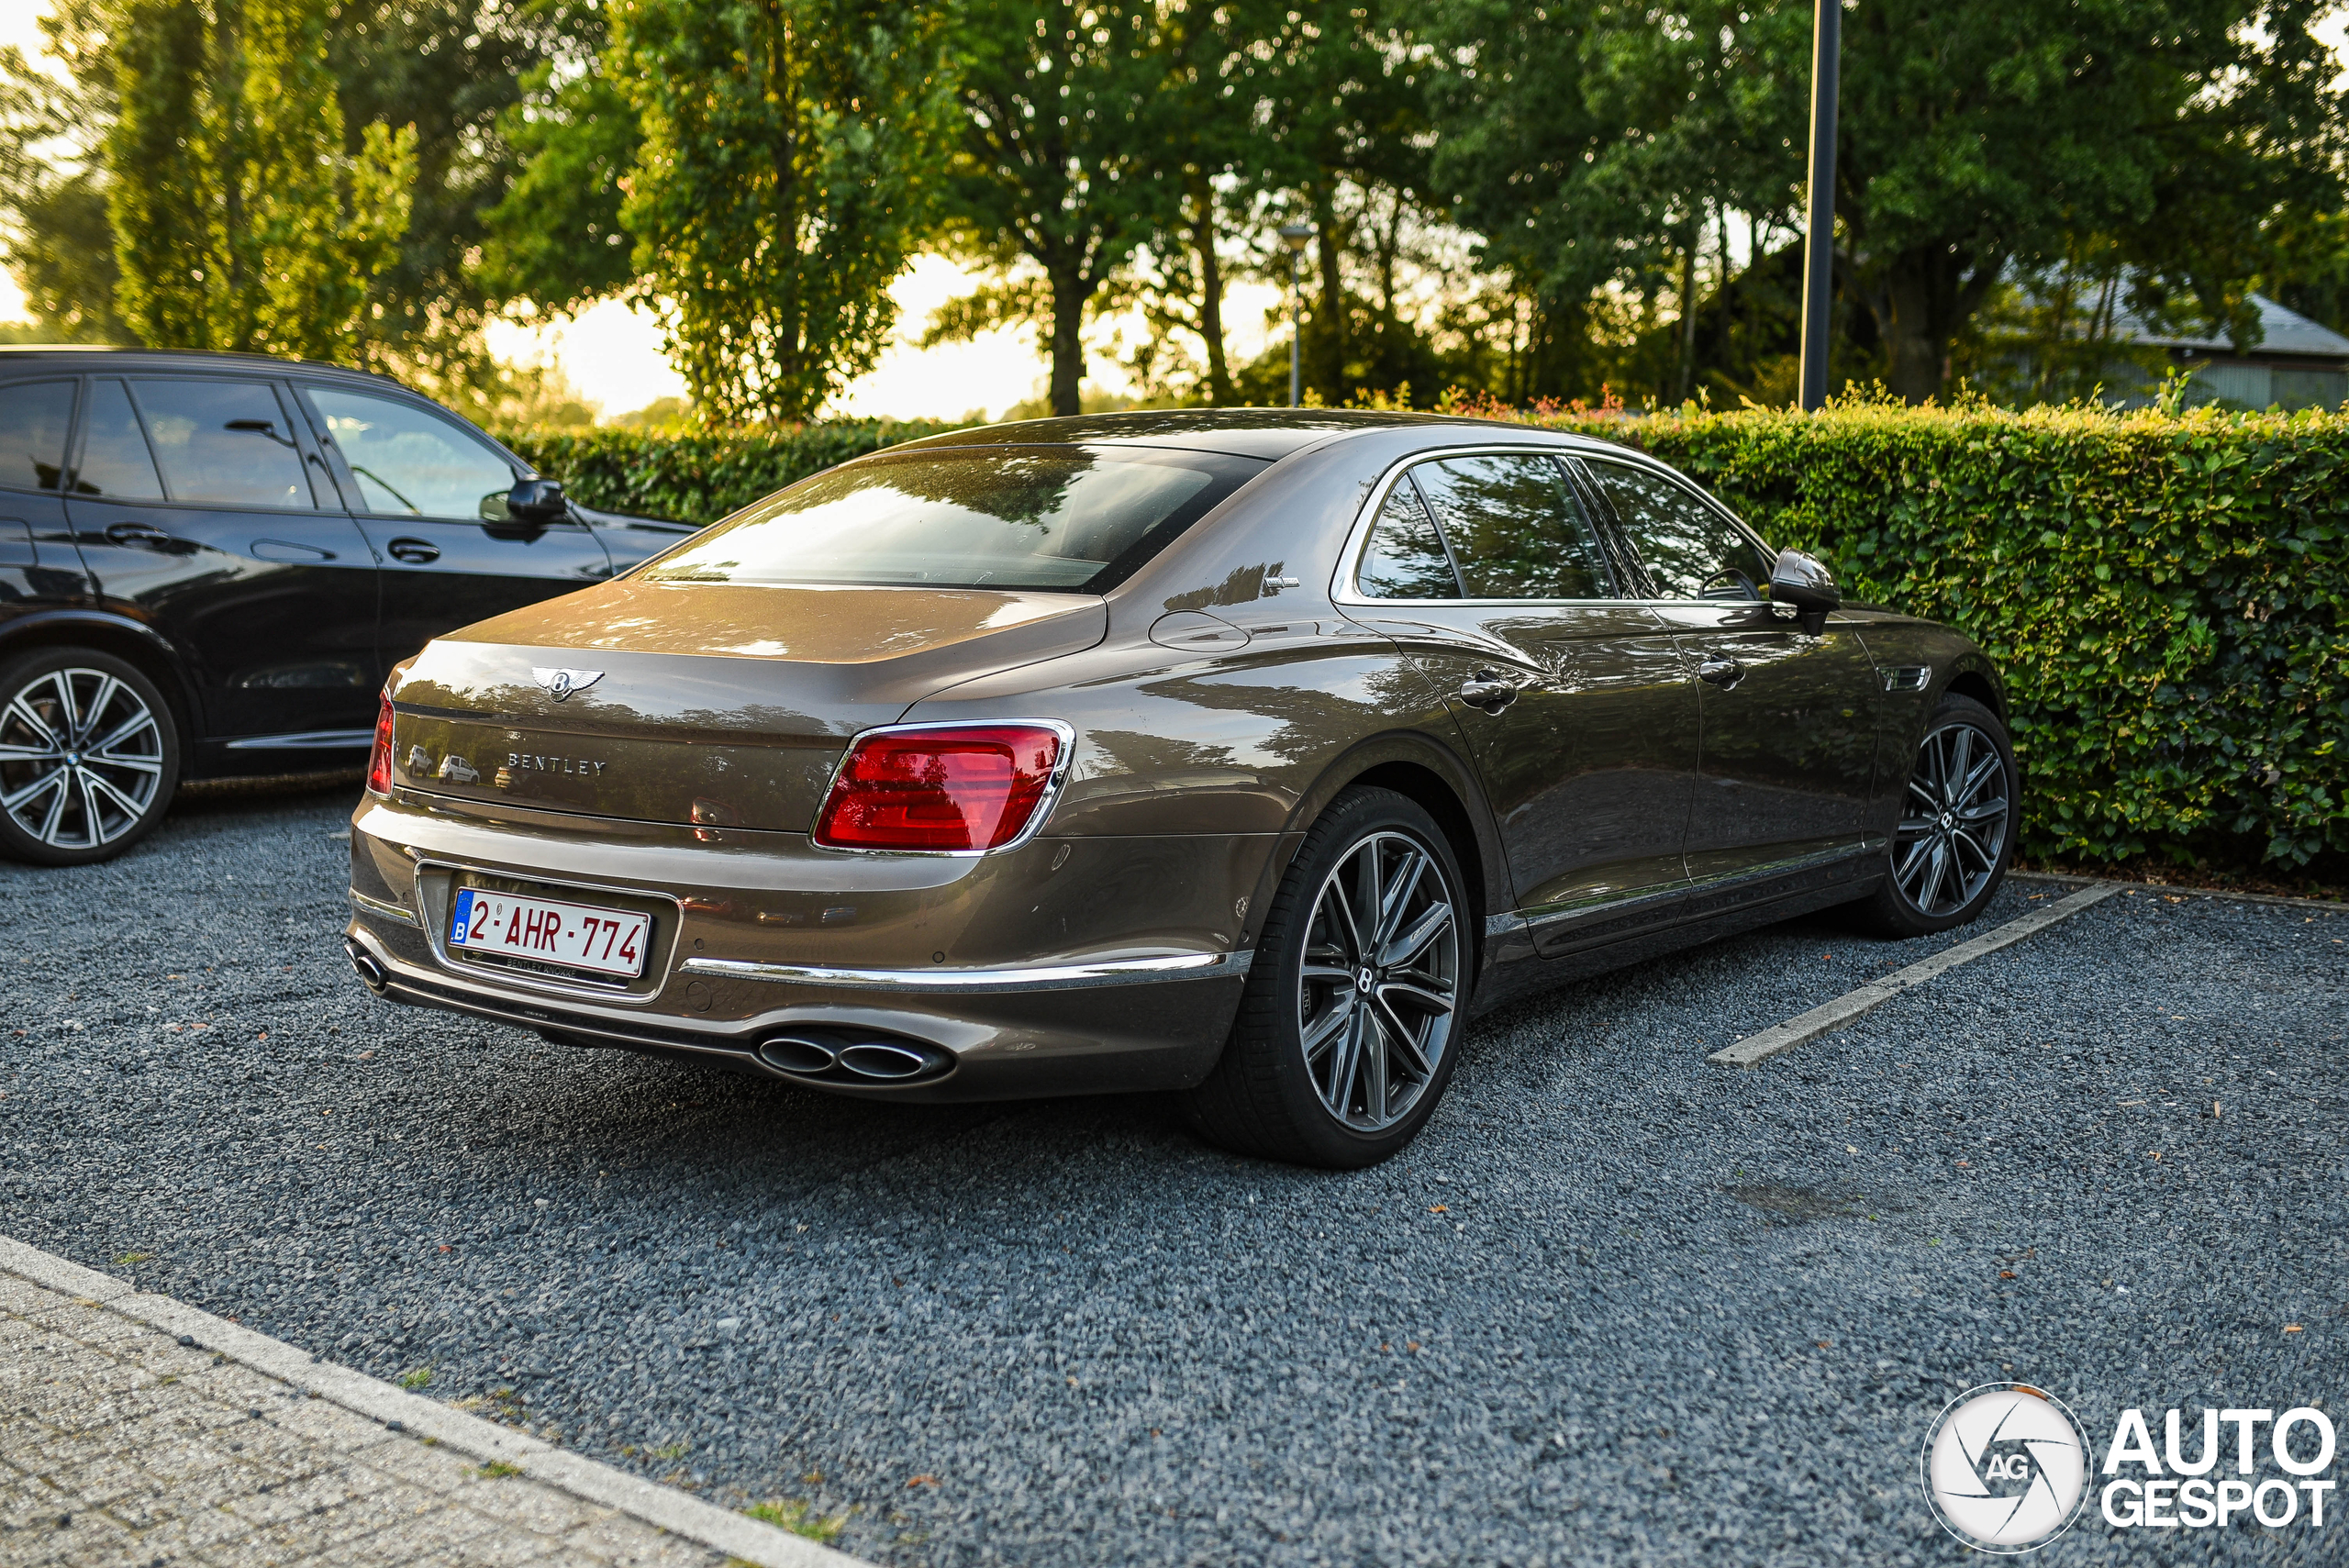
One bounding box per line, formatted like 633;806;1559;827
531;667;605;701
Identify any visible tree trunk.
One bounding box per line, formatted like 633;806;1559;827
1049;263;1085;416
1189;180;1230;406
1310;182;1344;401
1869;245;2003;405
1675;227;1698;401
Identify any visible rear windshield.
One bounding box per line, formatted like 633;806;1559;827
637;444;1264;593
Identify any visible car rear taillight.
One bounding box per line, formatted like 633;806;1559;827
813;723;1065;851
365;694;394;795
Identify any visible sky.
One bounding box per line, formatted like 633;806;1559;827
6;4;2343;421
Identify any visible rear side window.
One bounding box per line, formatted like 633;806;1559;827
1587;459;1773;600
1408;454;1615;600
303;386;517;520
129;379;316;507
640;445;1264;594
0;379;75;492
73;379;165;500
1356;477;1459;598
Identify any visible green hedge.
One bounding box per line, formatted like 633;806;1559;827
1536;402;2345;868
496;403;2346;868
495;419;961;524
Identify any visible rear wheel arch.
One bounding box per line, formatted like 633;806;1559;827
0;612;201;752
1245;734;1504;966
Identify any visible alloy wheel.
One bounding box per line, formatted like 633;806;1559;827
0;667;167;851
1892;719;2010;918
1297;829;1460;1132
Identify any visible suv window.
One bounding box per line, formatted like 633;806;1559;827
1586;459;1773;600
1409;454;1614;600
303;387;516;521
130;379;316;508
0;379;75;492
73;379;165;500
1356;475;1459;598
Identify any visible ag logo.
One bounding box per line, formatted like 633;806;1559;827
1920;1383;2090;1552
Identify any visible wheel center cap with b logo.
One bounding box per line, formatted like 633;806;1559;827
1356;967;1375;994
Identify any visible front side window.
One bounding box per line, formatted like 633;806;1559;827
1408;454;1614;600
0;380;75;493
1587;459;1774;600
304;387;516;521
72;380;165;501
129;380;315;508
640;445;1263;593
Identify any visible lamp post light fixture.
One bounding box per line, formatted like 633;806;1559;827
1279;223;1313;408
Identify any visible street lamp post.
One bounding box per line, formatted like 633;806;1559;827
1798;0;1841;412
1279;223;1313;408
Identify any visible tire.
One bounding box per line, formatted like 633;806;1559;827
1845;692;2017;938
1183;786;1470;1169
0;647;182;866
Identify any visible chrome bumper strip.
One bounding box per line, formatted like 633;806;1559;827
349;889;421;929
679;949;1254;994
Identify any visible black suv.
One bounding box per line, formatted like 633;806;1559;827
0;348;692;864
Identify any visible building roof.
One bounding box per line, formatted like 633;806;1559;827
2115;293;2349;361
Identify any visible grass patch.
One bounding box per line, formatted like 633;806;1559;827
746;1500;848;1542
473;1461;523;1480
113;1251;151;1266
396;1366;432;1391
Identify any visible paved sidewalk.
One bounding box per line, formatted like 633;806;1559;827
0;1269;731;1568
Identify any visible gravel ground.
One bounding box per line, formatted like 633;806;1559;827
3;784;2343;1566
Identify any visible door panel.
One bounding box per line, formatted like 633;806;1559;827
63;377;380;741
293;383;612;664
1577;456;1882;885
1346;458;1698;931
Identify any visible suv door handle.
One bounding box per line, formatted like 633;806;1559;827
105;521;177;550
1697;656;1745;689
387;537;441;564
1458;673;1518;712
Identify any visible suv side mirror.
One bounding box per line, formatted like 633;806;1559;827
1769;548;1840;635
504;477;569;526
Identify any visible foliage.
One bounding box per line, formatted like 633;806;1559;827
495;417;961;522
105;0;417;361
1522;397;2348;867
608;0;953;423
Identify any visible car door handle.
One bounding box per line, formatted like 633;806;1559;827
1458;673;1519;712
1697;656;1745;689
105;521;178;550
387;537;441;565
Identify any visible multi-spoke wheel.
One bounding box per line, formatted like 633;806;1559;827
0;649;180;865
1849;693;2017;937
1184;786;1468;1167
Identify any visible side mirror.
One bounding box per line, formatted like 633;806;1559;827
504;477;569;525
1769;548;1840;635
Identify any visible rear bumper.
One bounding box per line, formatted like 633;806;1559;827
344;793;1261;1101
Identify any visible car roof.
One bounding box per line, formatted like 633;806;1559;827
0;344;414;392
893;407;1527;462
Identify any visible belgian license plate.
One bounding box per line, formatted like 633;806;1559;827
449;886;651;978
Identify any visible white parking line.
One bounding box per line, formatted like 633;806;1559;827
1708;884;2121;1068
0;1234;871;1568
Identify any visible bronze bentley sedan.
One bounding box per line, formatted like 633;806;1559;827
343;410;2016;1167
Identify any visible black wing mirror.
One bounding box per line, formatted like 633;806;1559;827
1768;548;1840;635
505;477;569;524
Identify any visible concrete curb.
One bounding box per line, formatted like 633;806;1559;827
2010;869;2345;913
1709;884;2121;1068
0;1233;872;1568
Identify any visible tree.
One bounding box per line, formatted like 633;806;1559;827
608;0;951;423
930;0;1181;417
104;0;416;361
0;3;132;341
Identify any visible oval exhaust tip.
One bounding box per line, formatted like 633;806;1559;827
344;937;388;994
755;1036;838;1075
836;1042;933;1081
